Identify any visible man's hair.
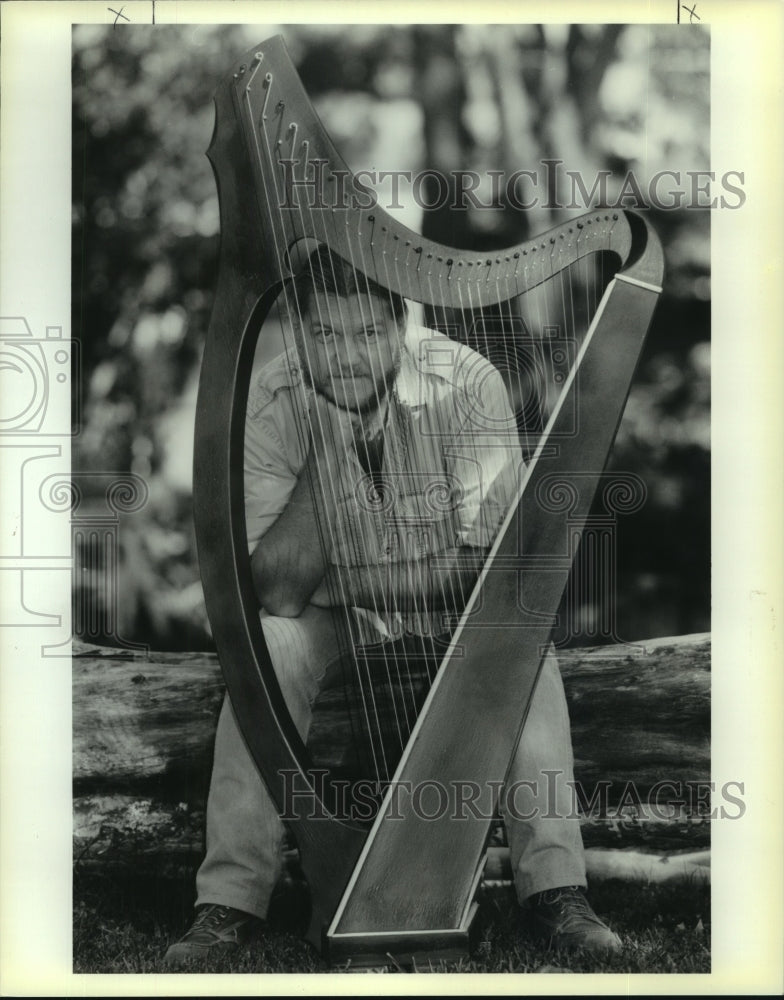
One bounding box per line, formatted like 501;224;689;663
290;244;407;329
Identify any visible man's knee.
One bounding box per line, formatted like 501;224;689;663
258;605;349;714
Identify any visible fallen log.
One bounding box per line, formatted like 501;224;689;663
73;792;711;881
73;633;711;880
482;844;710;886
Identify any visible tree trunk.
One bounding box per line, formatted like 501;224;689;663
73;633;711;882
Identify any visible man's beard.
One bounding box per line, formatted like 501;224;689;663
311;359;401;416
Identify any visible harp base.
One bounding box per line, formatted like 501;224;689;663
325;902;480;970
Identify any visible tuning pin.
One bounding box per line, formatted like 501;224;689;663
245;53;265;91
260;74;274;120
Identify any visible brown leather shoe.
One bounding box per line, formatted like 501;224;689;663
527;886;621;955
163;903;263;968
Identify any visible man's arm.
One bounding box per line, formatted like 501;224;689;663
250;450;329;617
309;545;486;612
250;395;356;617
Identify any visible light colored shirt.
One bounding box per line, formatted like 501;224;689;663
244;323;524;638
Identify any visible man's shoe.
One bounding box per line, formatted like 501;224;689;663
163;903;263;968
527;885;621;956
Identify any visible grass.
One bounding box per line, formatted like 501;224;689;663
73;863;710;975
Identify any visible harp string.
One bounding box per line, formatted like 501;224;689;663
316;196;420;764
288;146;403;781
298;244;396;777
383;229;450;715
503;254;536;462
375;243;444;733
298;191;403;763
273;115;429;780
335;186;457;750
414;255;464;682
245;78;614;792
407;263;463;689
437;269;492;639
249;89;393;784
430;266;472;643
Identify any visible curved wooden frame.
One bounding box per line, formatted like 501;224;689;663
193;34;664;964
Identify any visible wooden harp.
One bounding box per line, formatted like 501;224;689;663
193;35;664;967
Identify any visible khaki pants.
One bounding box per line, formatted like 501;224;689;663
196;605;586;917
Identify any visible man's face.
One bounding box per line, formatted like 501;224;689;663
295;290;403;414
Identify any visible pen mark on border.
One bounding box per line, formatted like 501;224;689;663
678;2;701;23
108;6;130;28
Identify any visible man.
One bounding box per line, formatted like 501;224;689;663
164;247;620;967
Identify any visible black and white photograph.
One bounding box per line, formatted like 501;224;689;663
0;2;782;994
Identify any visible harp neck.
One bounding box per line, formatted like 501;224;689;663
208;35;653;309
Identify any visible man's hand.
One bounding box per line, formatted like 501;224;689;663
308;575;334;608
308;393;362;457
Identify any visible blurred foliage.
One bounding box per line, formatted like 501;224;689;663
72;23;710;651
